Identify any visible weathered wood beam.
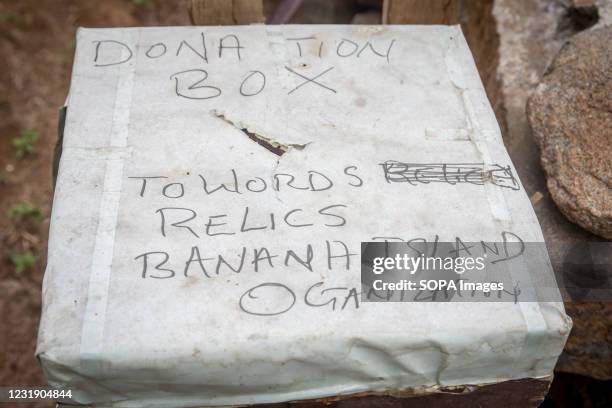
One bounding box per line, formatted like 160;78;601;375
189;0;264;25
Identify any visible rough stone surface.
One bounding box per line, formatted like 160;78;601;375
527;26;612;239
495;0;612;381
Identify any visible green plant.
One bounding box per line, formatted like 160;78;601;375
8;202;43;223
0;12;17;23
13;128;39;158
131;0;153;7
10;252;36;274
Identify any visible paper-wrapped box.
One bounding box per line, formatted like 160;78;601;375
37;25;571;407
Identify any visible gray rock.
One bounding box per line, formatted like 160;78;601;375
527;26;612;239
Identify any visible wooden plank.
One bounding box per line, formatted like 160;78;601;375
189;0;264;25
383;0;461;24
58;377;553;408
288;378;553;407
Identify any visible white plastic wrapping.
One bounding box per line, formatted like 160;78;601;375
37;25;571;407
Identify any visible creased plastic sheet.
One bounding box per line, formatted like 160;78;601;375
37;25;571;407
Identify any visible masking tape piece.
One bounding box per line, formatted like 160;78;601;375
80;32;136;376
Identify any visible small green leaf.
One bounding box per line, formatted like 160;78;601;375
10;252;37;274
13;128;39;159
8;202;44;223
0;12;17;23
131;0;153;7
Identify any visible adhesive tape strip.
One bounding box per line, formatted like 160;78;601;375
448;28;549;372
79;30;137;376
